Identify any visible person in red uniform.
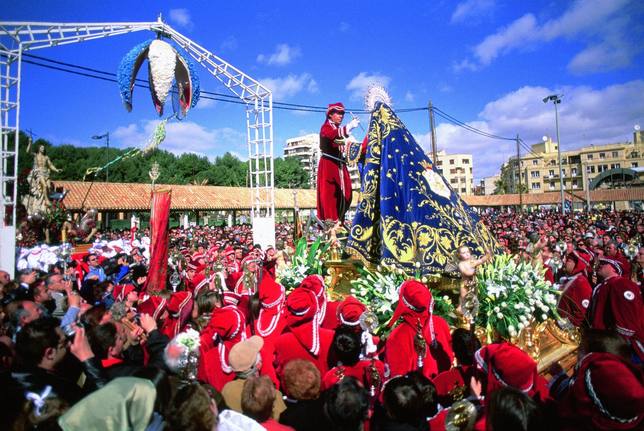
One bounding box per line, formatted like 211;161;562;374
255;275;286;345
273;288;335;379
161;291;193;338
433;328;480;407
557;250;593;327
384;280;453;380
557;351;644;430
316;102;360;223
589;257;644;361
299;274;340;330
198;305;248;391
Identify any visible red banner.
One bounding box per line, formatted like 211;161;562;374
145;189;171;293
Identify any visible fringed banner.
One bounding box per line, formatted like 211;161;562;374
145;189;172;293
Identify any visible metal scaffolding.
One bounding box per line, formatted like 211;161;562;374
0;18;275;275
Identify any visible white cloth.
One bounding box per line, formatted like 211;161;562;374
217;409;264;431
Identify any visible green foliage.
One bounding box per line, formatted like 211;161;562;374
15;131;310;189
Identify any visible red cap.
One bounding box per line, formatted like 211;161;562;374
326;102;345;117
299;274;327;323
138;296;167;321
475;342;540;396
337;296;366;327
558;352;644;430
285;288;320;355
598;257;623;275
113;284;136;302
388;280;433;327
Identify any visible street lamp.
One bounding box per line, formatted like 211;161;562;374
543;94;565;213
91;132;110;182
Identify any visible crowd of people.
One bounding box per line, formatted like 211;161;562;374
0;209;643;430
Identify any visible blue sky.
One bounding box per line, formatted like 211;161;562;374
4;0;644;180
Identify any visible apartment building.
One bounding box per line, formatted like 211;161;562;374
284;133;361;190
434;150;474;195
510;131;644;194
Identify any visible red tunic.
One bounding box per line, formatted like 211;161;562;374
317;120;352;222
273;327;335;379
384;315;453;380
433;365;474;407
321;359;387;392
589;275;644;360
557;273;592;327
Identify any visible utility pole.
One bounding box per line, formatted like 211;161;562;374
516;135;523;212
428;100;438;166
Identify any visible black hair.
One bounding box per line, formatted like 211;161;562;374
88;322;118;360
452;328;481;366
487;387;543;431
407;371;438;418
324;377;369;431
15;317;61;368
330;328;361;367
382;375;422;425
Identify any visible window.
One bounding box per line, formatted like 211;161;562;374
572;168;577;176
562;169;566;176
550;160;556;165
587;154;594;160
549;182;555;190
531;171;540;178
588;165;596;173
561;159;567;165
461;188;466;193
572;179;578;189
531;182;541;190
599;152;606;159
548;170;555;177
612;151;619;158
469;167;473;174
449;168;457;174
611;163;620;169
449;159;455;165
632;162;639;168
462;159;470;164
437;161;443;166
450;178;458;184
532;159;538;165
598;164;609;173
460;177;466;183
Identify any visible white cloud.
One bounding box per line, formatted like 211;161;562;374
168;8;193;29
220;36;238;52
458;0;637;73
195;97;216;109
346;72;391;100
404;91;415;103
260;73;318;100
257;44;301;66
451;0;496;24
113;120;245;157
339;22;351;33
413;80;644;179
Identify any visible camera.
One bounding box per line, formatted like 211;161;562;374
61;322;84;342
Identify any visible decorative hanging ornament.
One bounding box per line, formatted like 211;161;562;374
117;38;200;117
364;85;392;113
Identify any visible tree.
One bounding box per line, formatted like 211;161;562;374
274;157;310;188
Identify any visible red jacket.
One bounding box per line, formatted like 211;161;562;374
384;315;453;380
589;275;644;360
316;120;352;222
557;273;592;327
274;328;335;379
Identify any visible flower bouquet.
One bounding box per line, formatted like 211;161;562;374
350;264;456;334
276;237;330;291
475;254;560;340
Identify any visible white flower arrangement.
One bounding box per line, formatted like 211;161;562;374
476;254;560;340
276;237;330;291
351;264;455;334
175;328;200;352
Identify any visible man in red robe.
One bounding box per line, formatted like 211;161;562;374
316;102;359;223
557;251;592;327
589;257;644;361
384;280;453;380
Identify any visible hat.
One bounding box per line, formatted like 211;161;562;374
388;280;432;327
113;284;136;302
299;274;327;324
598;257;623;275
223;290;241;306
223;246;235;256
558;352;644;430
256;277;285;337
337;296;366;327
228;335;264;372
138;296;167;320
475;342;540;397
326;102;345;116
285;288;320;355
565;251;588;275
